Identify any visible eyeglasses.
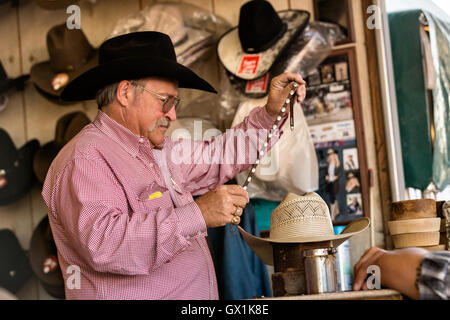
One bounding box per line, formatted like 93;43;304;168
135;84;181;113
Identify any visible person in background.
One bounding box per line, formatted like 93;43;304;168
353;246;450;300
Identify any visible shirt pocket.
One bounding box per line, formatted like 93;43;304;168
137;183;173;212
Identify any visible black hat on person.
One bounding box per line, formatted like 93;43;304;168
61;31;217;101
0;128;39;206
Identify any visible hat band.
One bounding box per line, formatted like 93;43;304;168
270;216;334;240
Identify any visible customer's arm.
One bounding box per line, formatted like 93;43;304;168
354;247;450;300
353;247;427;299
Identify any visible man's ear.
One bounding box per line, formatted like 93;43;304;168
116;80;135;108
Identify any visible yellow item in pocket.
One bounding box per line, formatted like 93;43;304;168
148;191;163;200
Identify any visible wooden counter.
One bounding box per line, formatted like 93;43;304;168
258;289;403;300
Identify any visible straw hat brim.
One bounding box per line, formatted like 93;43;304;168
217;10;309;81
238;217;370;266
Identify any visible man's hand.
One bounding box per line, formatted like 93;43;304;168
195;185;249;228
266;72;306;117
353;246;427;299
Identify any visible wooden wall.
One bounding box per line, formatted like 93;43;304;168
0;0;385;299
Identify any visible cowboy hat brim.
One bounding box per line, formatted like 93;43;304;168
33;141;60;185
238;217;370;266
217;10;309;81
30;51;98;98
61;55;217;101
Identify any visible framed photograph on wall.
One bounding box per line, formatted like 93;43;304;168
304;47;369;225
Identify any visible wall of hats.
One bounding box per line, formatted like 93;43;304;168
0;0;383;299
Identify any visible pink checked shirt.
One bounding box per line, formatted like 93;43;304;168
42;107;284;300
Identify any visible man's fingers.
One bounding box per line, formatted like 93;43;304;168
229;194;248;210
224;185;249;202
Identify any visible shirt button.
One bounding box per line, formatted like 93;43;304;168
186;235;191;240
181;247;187;252
197;231;202;236
138;137;145;143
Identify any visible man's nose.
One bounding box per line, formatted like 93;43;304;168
166;105;177;122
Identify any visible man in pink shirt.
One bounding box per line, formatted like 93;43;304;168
42;31;306;299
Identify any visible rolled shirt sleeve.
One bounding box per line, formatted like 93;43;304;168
418;251;450;300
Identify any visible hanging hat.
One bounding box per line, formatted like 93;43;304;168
0;229;33;294
61;31;217;101
0;60;29;94
33;111;90;184
238;192;369;265
109;3;214;67
29;216;65;299
35;0;78;10
0;60;29;111
0;128;39;206
30;23;98;102
217;0;309;80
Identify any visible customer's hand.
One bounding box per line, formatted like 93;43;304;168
195;185;249;228
353;246;427;299
266;72;306;117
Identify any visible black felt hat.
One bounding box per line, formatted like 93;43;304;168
0;61;29;94
217;0;309;80
0;229;33;294
238;0;287;53
0;128;39;206
61;31;217;101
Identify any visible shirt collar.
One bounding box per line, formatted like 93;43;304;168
93;110;150;158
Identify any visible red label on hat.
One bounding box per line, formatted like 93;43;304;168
0;176;6;189
237;55;260;76
245;74;269;93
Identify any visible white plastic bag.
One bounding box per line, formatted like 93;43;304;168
232;97;318;201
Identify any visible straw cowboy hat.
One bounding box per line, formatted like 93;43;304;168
217;0;309;80
61;31;216;101
30;24;98;102
238;192;369;265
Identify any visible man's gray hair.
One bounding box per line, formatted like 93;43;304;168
96;79;146;108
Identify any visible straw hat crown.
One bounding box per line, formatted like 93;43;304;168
270;192;333;241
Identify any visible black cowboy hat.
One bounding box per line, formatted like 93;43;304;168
0;61;29;94
0;128;39;206
217;0;309;81
61;31;217;101
0;229;33;294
